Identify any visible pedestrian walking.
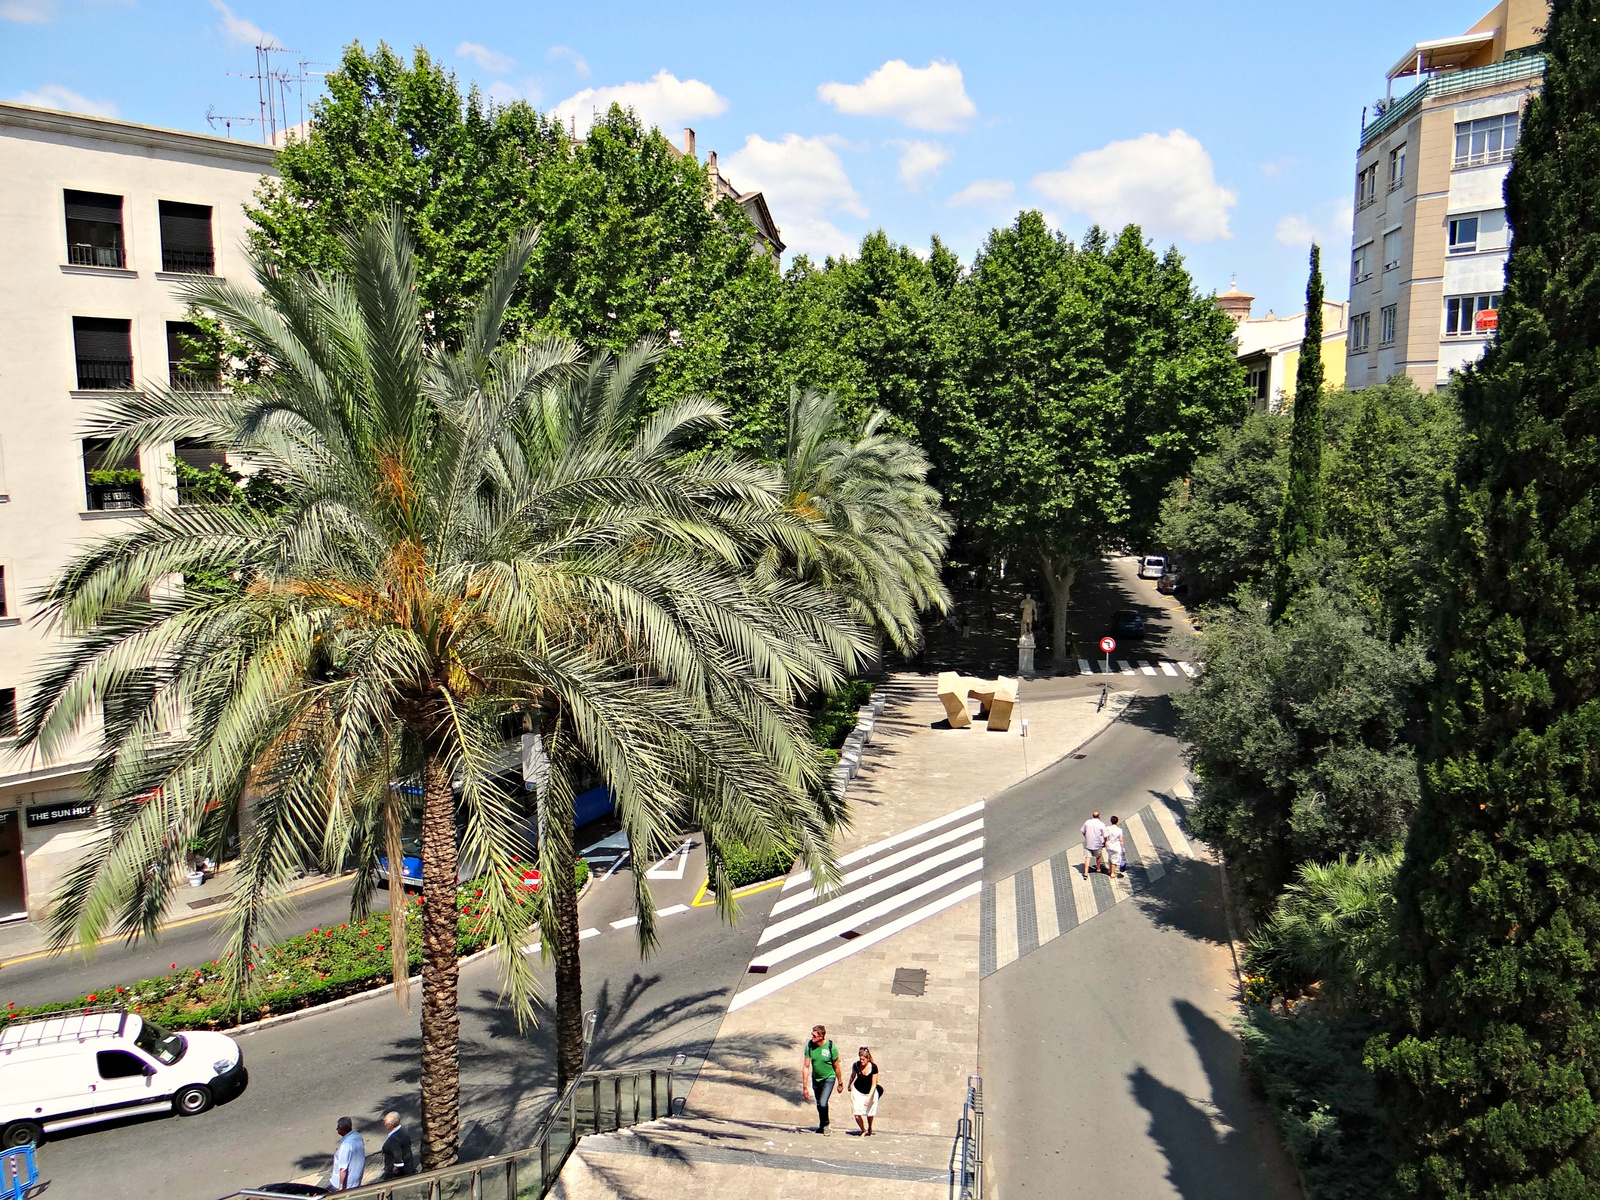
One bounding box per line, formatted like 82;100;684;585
1106;815;1127;880
800;1024;843;1134
847;1047;882;1136
329;1117;366;1192
1082;810;1109;878
380;1111;418;1180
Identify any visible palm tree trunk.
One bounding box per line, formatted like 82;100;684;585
552;798;583;1092
418;753;461;1170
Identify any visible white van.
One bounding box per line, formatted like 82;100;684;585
1138;555;1167;580
0;1009;247;1147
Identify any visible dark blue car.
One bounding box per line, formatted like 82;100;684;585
1112;610;1146;639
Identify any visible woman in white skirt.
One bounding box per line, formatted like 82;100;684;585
847;1047;882;1135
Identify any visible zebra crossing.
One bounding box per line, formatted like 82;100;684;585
980;792;1200;977
728;801;986;1012
1076;657;1201;678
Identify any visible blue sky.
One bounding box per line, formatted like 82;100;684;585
4;0;1480;315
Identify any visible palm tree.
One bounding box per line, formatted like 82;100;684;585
20;217;863;1167
770;389;953;655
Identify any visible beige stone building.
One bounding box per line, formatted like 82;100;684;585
0;103;275;920
1346;0;1547;390
1216;282;1348;412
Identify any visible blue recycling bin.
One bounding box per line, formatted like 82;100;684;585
0;1145;37;1200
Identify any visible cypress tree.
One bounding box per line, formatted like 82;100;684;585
1271;244;1326;617
1371;3;1600;1194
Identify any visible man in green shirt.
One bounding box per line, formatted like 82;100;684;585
801;1024;842;1134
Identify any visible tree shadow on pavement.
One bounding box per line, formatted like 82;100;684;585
1128;999;1299;1200
1115;692;1182;739
1131;849;1231;948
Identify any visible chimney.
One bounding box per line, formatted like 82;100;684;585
683;127;696;159
707;149;719;174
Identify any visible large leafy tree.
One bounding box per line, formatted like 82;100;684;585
1369;3;1600;1193
22;219;861;1167
954;214;1243;663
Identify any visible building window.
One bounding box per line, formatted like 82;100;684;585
1388;144;1407;192
83;438;143;511
1352;241;1373;283
1445;293;1501;336
0;566;7;619
158;201;215;275
0;689;15;738
1383;229;1402;272
1455;112;1520;168
1449;216;1480;253
1350;312;1371;352
174;439;231;505
1356;165;1378;210
1245;364;1270;405
1379;304;1398;347
72;317;133;390
166;322;219;389
63;190;125;269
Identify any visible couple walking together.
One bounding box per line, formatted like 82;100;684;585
1081;810;1127;879
802;1025;883;1136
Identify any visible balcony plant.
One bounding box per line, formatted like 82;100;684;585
86;467;143;510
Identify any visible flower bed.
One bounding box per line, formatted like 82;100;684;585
6;862;589;1032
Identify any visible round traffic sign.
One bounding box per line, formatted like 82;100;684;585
1100;636;1117;653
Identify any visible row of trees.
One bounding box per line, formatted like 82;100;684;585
247;42;1248;664
1169;2;1600;1193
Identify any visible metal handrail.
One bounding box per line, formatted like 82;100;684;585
953;1074;983;1200
342;1065;674;1200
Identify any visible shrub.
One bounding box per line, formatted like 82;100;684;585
1240;1003;1399;1200
713;842;796;891
809;679;873;750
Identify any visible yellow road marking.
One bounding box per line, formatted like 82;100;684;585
0;874;351;971
690;876;787;908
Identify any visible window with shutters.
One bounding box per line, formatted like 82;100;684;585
63;190;125;269
73;317;133;390
174;438;231;505
166;322;219;390
158;201;214;274
1383;229;1402;272
83;438;143;511
0;690;15;739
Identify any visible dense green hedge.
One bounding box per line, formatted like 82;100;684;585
714;843;796;891
809;679;873;750
1240;1003;1398;1200
8;863;589;1031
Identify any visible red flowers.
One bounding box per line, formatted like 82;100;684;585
86;994;96;1002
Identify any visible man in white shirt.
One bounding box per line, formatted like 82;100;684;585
1082;811;1109;879
330;1117;366;1192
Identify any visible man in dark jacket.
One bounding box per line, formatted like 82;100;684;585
380;1111;419;1179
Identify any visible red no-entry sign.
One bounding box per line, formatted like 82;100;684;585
1100;636;1117;653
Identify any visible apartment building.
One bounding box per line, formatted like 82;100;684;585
1216;282;1348;412
1346;0;1547;390
0;102;275;920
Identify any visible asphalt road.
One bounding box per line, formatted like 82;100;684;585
30;835;779;1200
979;563;1300;1199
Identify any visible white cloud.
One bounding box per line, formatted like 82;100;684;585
0;0;52;22
725;133;865;259
1032;129;1236;242
894;140;949;191
817;59;976;132
547;45;590;78
1260;156;1295;177
488;78;542;107
947;177;1015;212
456;42;514;74
12;83;116;116
552;70;726;135
206;0;279;48
1275;197;1354;249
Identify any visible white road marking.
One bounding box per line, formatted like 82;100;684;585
1125;812;1165;882
1118;660;1136;675
1032;859;1060;945
1177;661;1198;678
771;824;985;917
658;904;689;918
645;839;692;880
1139;662;1158;676
994;873;1019;970
1148;803;1194;858
610;916;638;930
783;801;985;891
730;882;983;1012
763;836;985;939
751;859;984;970
1159;661;1180;676
1078;658;1095;674
579;927;601;940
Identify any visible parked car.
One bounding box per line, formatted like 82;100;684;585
1157;572;1186;596
0;1009;247;1147
1137;555;1167;580
1112;610;1146;639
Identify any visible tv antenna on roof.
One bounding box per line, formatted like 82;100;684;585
228;41;300;145
205;105;259;140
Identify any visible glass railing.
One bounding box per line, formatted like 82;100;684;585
342;1067;675;1200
